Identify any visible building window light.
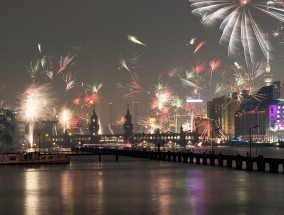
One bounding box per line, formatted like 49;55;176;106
277;111;280;113
278;106;281;109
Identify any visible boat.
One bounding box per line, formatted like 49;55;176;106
0;151;70;165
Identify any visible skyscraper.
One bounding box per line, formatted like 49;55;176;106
263;36;273;86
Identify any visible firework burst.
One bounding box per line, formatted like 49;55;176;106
18;84;55;147
188;0;284;64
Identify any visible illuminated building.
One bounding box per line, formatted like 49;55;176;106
263;38;273;86
207;93;239;139
0;109;16;149
235;82;284;142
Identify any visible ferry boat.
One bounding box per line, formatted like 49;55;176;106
0;152;70;165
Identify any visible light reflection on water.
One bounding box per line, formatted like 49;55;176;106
0;156;284;214
24;169;40;215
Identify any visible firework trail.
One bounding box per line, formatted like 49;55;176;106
18;84;55;147
119;59;131;72
194;41;206;53
26;60;41;82
119;58;139;81
38;43;41;53
58;55;76;74
62;71;77;92
188;0;284;64
128;34;147;46
208;58;222;85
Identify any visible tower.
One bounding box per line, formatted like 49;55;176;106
89;105;100;136
263;34;273;86
123;104;133;141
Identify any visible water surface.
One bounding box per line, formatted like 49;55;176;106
0;155;283;215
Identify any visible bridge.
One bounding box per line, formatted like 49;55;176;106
41;130;200;148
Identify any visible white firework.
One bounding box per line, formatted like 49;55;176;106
188;0;284;64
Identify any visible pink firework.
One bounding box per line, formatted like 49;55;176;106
191;61;206;75
208;59;222;84
73;97;81;105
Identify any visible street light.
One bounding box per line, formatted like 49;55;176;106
38;133;40;153
249;125;259;157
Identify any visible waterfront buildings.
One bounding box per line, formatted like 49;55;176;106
0;109;16;149
207;93;239;140
235;82;284;142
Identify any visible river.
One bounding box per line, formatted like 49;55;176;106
0;155;283;215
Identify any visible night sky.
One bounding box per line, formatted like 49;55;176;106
0;0;283;127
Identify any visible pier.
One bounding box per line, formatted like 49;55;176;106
74;149;284;174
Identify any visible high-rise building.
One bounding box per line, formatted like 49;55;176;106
207;93;239;139
263;38;273;86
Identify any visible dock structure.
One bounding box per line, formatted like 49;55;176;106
83;149;284;174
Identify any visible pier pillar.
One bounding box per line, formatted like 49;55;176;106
210;157;215;166
202;157;207;165
116;154;118;161
269;161;279;173
189;155;194;164
183;155;188;163
235;158;243;170
218;158;223;167
257;160;265;172
196;157;200;164
246;159;253;171
149;152;153;160
167;153;171;161
172;154;176;162
99;154;101;162
227;159;232;168
178;154;182;162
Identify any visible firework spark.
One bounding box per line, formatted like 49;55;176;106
128;34;147;46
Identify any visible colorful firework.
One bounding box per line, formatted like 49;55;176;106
85;82;103;94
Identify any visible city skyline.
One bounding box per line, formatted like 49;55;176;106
0;0;283;131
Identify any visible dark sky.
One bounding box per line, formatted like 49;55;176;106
0;0;283;126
